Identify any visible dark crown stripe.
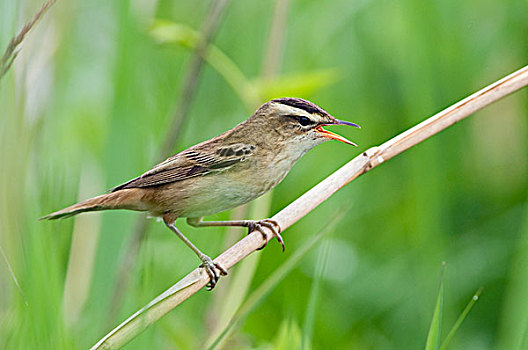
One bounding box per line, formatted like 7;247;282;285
272;97;329;116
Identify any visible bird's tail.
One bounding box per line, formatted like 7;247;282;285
40;189;144;220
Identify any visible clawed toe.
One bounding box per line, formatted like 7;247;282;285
253;225;268;251
199;255;228;290
261;219;282;233
247;219;284;252
214;262;228;276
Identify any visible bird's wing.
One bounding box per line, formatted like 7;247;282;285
110;143;256;191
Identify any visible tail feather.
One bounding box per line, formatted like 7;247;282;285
40;189;143;220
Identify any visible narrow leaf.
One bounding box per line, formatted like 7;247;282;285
440;288;482;350
425;263;446;350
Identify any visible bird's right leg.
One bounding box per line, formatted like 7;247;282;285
163;213;227;290
186;217;284;251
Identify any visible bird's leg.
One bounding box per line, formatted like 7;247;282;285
163;214;227;290
186;217;284;251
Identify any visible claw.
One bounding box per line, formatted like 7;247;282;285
259;220;285;252
262;219;282;233
253;225;268;251
199;255;228;290
246;219;285;252
215;262;228;276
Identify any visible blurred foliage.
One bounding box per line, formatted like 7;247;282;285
1;0;527;349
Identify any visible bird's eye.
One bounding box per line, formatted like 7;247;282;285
285;114;313;126
298;116;311;126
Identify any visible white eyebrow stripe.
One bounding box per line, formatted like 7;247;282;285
271;103;318;121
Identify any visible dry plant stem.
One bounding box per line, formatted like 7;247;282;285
92;65;528;349
0;0;56;80
261;0;290;78
160;0;230;157
105;0;231;322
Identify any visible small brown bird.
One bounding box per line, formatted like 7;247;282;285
42;97;359;289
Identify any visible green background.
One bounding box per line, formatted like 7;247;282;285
1;0;527;349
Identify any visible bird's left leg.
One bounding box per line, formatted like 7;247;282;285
186;217;284;251
163;214;227;290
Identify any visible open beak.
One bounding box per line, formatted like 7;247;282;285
315;119;360;146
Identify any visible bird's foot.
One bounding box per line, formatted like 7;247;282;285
246;219;284;252
199;255;228;290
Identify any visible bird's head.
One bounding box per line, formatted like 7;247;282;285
252;97;360;150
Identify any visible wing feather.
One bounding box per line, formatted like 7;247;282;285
110;143;255;191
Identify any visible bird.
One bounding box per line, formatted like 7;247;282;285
41;97;360;289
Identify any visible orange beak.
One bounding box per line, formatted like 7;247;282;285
315;119;360;146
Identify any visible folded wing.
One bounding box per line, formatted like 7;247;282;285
111;143;256;191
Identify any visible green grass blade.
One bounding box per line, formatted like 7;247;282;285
439;288;482;350
425;264;445;350
0;244;27;305
274;318;302;350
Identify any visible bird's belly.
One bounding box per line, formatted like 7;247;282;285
176;172;277;218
